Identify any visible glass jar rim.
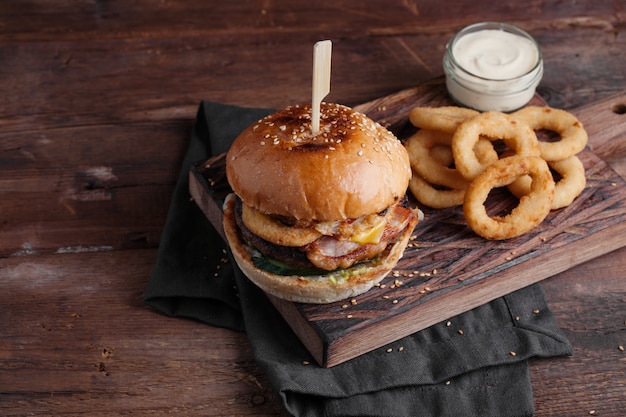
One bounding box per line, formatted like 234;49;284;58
446;21;543;82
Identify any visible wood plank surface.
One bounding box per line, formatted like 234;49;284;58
1;1;625;416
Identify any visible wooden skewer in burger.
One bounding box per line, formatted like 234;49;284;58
222;40;421;303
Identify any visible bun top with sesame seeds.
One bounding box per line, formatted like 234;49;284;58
226;102;412;221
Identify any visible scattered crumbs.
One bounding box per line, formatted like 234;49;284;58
533;309;540;314
419;290;426;294
392;299;398;304
101;347;114;359
347;314;353;319
505;256;512;261
398;346;404;352
458;329;464;335
509;351;517;357
618;345;624;352
539;236;547;242
424;287;431;292
380;284;386;289
589;411;596;415
432;269;437;275
97;362;110;376
303;361;310;365
386;348;393;353
458;277;465;282
350;299;357;305
610;182;617;187
515;316;520;321
70;312;81;318
445;380;451;385
382;295;390;300
446;321;451;327
341;304;348;309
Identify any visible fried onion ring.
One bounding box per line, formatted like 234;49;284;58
406;128;498;183
408;172;466;209
463;155;555;240
512;106;588;161
405;130;470;190
429;144;454;166
409;106;480;133
452;111;540;180
241;203;322;246
507;155;586;209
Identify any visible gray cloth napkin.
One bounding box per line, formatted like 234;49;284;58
144;101;573;417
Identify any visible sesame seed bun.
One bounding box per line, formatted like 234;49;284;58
223;103;419;303
225;103;412;221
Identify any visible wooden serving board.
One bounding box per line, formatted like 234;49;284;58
189;79;626;367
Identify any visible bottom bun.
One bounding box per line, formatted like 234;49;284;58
223;193;417;304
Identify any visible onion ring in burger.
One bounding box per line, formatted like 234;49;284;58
241;202;322;247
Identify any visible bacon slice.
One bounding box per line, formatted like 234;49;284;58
304;205;417;270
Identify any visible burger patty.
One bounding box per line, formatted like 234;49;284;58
234;196;418;271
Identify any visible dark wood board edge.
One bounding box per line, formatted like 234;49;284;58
189;156;230;243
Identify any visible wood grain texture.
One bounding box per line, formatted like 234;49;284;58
0;249;287;416
1;2;624;258
1;0;625;415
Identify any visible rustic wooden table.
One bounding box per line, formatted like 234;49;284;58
1;2;625;416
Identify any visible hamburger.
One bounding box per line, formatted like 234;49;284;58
223;102;420;303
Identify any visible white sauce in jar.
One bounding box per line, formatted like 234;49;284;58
452;29;539;80
443;22;543;112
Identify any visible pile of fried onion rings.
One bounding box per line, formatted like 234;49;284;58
406;105;588;240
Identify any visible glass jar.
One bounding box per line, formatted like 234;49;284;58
443;22;543;112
